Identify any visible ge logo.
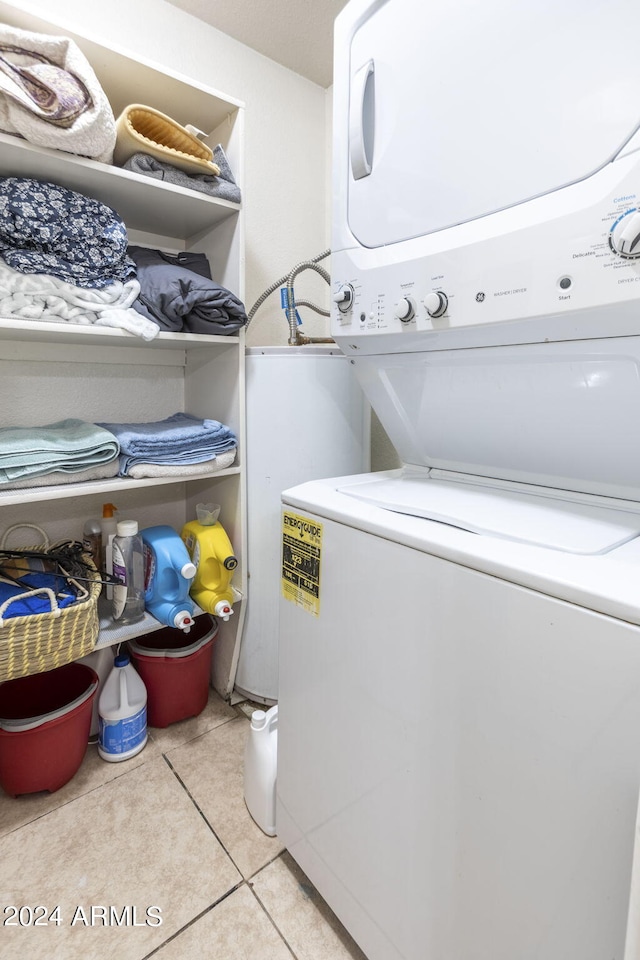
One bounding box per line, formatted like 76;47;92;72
475;292;485;302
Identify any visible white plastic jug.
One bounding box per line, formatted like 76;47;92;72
243;704;278;836
97;653;147;762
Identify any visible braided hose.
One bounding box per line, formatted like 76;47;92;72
246;249;331;338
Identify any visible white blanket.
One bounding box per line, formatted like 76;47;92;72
0;24;116;163
0;259;159;339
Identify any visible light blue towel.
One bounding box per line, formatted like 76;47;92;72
0;419;120;483
96;412;237;475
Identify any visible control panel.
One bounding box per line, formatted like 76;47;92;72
331;155;640;350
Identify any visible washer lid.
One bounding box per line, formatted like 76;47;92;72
339;473;640;555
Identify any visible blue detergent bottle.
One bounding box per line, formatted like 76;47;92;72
141;525;197;631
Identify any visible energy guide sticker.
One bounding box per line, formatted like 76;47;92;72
281;512;322;616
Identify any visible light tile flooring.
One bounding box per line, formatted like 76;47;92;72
0;690;368;960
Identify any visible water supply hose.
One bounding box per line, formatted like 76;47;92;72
246;249;333;344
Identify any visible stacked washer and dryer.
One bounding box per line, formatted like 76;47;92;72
277;0;640;958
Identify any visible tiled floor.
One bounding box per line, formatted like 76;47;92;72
0;691;368;960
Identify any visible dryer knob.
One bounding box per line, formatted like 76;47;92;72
394;296;415;322
610;210;640;258
333;284;354;312
423;291;448;317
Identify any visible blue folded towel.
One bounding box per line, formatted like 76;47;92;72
0;419;120;484
96;412;237;476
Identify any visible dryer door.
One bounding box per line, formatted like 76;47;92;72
344;0;640;248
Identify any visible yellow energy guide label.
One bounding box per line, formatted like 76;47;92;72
281;512;323;616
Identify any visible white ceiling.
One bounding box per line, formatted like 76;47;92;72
165;0;348;88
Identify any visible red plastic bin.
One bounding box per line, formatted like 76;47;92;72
0;662;98;798
129;614;217;728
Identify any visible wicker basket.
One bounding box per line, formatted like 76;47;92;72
0;524;100;683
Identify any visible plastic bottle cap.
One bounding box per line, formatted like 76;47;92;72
116;520;139;536
102;502;117;518
181;561;197;579
251;709;267;730
114;653;130;667
214;600;234;621
174;611;193;631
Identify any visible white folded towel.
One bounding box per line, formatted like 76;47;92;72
0;459;119;490
127;449;236;479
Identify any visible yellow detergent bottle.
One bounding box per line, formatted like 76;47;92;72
181;503;238;621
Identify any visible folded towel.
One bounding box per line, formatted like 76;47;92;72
96;412;237;475
0;178;135;289
127;449;236;479
0;419;119;484
0;459;119;490
0;24;116;162
0;258;158;340
123;144;241;203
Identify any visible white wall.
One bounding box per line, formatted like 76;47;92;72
16;0;331;346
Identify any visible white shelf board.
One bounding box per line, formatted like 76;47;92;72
0;467;241;507
0;134;240;239
94;598;243;650
0;316;242;350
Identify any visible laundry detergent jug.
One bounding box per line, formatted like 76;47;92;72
181;503;237;621
141;525;196;631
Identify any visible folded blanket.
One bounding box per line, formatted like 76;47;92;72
0;419;120;484
0;178;135;288
0;24;116;162
96;412;237;475
127;449;236;479
128;245;247;335
0;459;119;490
123;144;241;203
0;258;158;340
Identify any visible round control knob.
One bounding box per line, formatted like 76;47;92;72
394;297;415;322
333;284;354;312
610;210;640;258
423;291;448;318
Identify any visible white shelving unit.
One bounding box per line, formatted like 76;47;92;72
0;2;247;698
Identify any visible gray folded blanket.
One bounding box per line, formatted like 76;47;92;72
123;143;241;203
128;245;247;335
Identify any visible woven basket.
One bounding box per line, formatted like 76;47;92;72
0;524;100;683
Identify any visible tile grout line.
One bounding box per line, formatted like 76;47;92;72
139;882;246;959
246;881;301;960
161;751;249;878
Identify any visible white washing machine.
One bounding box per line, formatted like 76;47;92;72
277;0;640;957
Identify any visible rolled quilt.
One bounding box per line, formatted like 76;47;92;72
0;419;120;484
96;412;237;476
0;177;135;288
0;24;116;163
